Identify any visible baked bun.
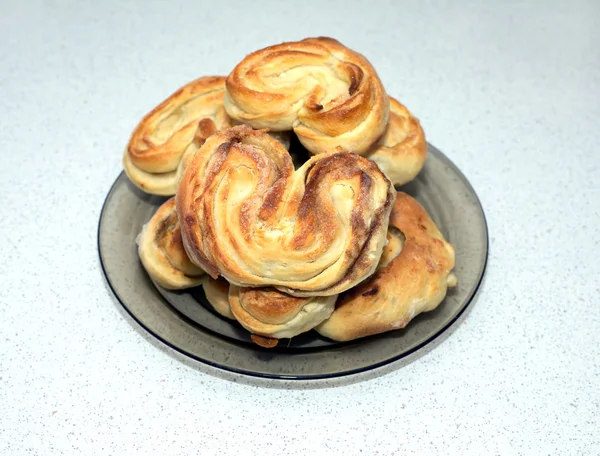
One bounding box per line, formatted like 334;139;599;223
202;277;234;319
137;198;205;289
316;192;457;341
366;97;427;186
224;37;389;156
123;76;231;195
229;285;336;340
176;125;395;297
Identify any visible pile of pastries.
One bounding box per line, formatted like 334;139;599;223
123;37;457;347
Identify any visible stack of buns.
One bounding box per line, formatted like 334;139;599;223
124;37;457;347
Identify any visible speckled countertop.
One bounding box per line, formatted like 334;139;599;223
1;0;598;454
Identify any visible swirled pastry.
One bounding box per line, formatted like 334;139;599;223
137;198;205;289
176;125;395;297
201;277;234;319
224;37;389;156
366;97;427;187
316;192;457;342
123;76;232;196
229;285;336;340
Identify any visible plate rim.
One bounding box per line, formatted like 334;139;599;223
97;143;489;380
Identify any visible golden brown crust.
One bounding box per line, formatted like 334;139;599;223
224;37;389;156
250;334;279;348
137;198;205;289
229;285;337;340
366;98;427;186
316;192;457;342
176;125;395;296
123;76;232;196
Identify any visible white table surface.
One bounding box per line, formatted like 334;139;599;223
1;0;599;454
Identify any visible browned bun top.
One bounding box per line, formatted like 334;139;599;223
237;288;311;325
224;37;389;156
176;125;395;296
123;76;231;195
228;284;337;340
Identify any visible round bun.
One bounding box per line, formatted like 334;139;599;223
224;37;389;156
123;76;231;196
229;285;336;339
176;124;395;296
316;192;457;341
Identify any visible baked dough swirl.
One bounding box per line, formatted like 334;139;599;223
316;192;457;341
224;37;389;156
123;76;231;195
229;285;336;340
137;198;205;290
176;125;395;297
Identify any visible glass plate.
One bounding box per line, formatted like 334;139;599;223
98;143;488;379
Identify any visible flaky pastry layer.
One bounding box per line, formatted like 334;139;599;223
176;125;395;296
366;97;427;186
229;285;336;340
224;37;389;156
123;76;231;195
137;198;205;290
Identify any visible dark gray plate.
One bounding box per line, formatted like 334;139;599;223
98;143;488;379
